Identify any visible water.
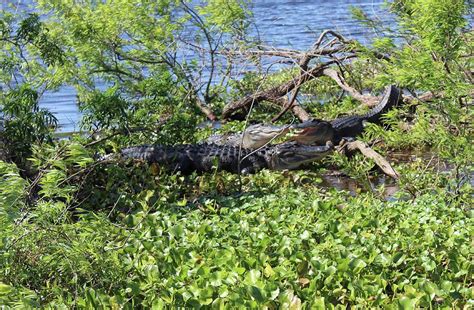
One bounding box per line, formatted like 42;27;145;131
320;149;473;200
250;0;388;47
2;0;389;132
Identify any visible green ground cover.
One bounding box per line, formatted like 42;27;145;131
1;0;472;308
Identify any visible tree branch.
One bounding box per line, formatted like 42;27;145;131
339;140;400;180
222;57;355;120
322;68;379;106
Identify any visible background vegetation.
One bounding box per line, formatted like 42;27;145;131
0;0;472;308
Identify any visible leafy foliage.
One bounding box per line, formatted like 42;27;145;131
0;0;472;308
33;0;251;138
1;166;472;307
1;86;57;166
352;0;471;94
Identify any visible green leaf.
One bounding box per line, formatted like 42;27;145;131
375;253;391;267
349;258;367;274
398;296;417;309
392;253;406;266
249;286;265;303
0;283;12;295
300;230;310;240
289;294;302;310
264;264;275;278
245;269;261;285
313;296;325;310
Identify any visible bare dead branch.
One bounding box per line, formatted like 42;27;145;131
322;68;379;106
312;29;351;48
219;44;354;63
271;36;330;122
181;29;390;120
271;84;302;122
222;61;329;119
222;55;358;119
194;97;218;121
273;96;312;121
219;27;390;63
340;140;400;180
221;30;391;120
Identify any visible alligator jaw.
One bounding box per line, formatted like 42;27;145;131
287;85;401;144
288;120;335;145
242;124;290;149
270;142;334;170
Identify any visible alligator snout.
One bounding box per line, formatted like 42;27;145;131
289;119;335;145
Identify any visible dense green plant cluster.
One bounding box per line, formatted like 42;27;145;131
0;164;472;308
1;0;472;308
1;86;57;165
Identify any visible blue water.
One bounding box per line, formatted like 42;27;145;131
4;0;388;132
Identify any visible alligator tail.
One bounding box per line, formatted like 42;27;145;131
364;85;402;123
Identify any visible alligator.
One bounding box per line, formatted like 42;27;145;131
105;141;333;174
100;86;399;174
205;85;401;148
291;85;402;144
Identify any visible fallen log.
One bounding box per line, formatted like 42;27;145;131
221;29;390;121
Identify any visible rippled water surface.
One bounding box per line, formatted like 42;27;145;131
5;0;388;132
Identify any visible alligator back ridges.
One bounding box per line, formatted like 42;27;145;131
119;143;270;174
112;141;333;174
330;85;401;141
363;85;401;123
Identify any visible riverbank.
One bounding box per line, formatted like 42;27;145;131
1;0;472;308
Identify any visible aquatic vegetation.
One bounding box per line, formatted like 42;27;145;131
0;0;472;308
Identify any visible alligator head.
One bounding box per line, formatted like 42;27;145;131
289;119;335;145
269;141;334;170
241;124;291;149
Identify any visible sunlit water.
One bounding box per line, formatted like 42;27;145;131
3;0;389;132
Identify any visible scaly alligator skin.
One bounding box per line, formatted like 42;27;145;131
292;85;402;143
289;120;334;145
111;142;333;174
205;123;291;149
331;85;401;141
